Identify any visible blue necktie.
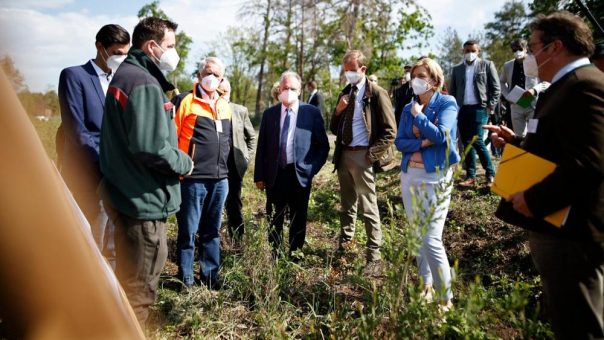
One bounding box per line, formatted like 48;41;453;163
279;108;292;168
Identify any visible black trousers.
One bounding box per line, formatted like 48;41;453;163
225;169;244;240
266;164;311;254
529;231;604;339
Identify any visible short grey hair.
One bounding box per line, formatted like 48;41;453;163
198;56;226;74
279;71;302;88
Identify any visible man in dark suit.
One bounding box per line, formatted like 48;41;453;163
449;40;500;187
57;24;130;260
255;71;329;259
306;80;324;114
485;12;604;338
393;64;413;127
218;78;256;244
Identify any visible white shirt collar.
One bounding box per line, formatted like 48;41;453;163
281;100;300;116
199;85;219;102
310;89;317;96
551;57;591;84
352;76;367;94
90;59;110;80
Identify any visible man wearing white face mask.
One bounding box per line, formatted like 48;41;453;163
330;50;396;270
255;71;329;260
449;40;500;188
57;24;129;267
99;17;194;326
500;39;550;137
484;12;604;339
171;57;232;290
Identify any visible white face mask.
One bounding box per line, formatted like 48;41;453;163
464;52;478;63
154;43;180;72
404;73;411;82
107;55;126;73
201;74;220;92
522;54;539;78
514;50;526;59
279;89;299;106
345;71;362;85
411;78;431;96
522;43;553;78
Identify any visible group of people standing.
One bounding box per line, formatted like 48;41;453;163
55;11;604;339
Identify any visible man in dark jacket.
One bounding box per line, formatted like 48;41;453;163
330;50;396;269
218;78;256;244
255;71;329;259
449;40;500;187
99;17;193;326
485;12;604;338
57;24;129;262
172;57;232;290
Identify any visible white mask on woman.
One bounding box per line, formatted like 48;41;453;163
411;78;431;96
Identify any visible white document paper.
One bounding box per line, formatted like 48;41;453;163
506;85;526;104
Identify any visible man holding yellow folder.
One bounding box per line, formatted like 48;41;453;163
485;12;604;339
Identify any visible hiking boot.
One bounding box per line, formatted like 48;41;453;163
485;175;495;188
363;259;384;277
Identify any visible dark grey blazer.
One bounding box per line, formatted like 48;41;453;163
229;102;256;177
449;58;501;110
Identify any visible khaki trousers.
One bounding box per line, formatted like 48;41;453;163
337;149;382;261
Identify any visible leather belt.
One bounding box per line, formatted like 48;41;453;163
408;160;425;169
343;145;368;151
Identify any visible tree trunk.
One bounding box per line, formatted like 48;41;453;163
255;0;272;117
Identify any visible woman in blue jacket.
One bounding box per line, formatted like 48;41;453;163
395;58;460;310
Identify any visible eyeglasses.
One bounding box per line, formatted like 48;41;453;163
527;41;543;54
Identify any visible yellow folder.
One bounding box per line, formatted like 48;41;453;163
491;144;570;228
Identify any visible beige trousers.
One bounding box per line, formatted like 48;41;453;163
337;149;382;261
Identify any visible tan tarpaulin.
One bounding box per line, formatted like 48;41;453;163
0;69;144;339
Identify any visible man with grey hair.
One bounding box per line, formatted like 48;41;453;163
218;77;256;245
172;56;232;289
254;71;329;259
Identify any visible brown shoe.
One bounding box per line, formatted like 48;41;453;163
458;178;477;187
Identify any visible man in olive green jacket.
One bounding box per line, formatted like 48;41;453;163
330;50;396;267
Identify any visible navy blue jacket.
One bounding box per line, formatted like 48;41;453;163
57;60;106;191
254;103;329;189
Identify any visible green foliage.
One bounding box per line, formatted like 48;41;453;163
29;116;61;163
529;0;604;41
484;0;529;68
18;90;59;118
437;27;463;82
0;55;26;92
